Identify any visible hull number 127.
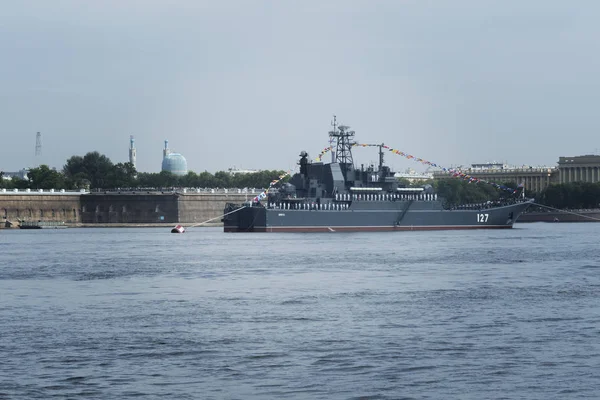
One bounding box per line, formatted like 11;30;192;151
477;213;489;223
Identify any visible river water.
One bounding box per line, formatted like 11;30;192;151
1;224;599;399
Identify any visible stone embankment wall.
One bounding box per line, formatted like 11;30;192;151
517;211;600;223
0;190;250;227
80;193;180;223
80;193;248;224
0;193;81;228
178;193;248;224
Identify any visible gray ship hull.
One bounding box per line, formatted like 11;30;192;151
224;199;532;232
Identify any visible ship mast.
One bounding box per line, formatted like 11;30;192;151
330;115;336;163
328;120;355;181
329;124;355;166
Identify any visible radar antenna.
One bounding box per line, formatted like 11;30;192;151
329;124;355;166
328;120;356;181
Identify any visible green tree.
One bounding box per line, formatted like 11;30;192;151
27;165;66;189
136;172;157;188
155;171;178;187
196;171;217;187
63;155;83;176
136;171;178;188
12;177;30;190
433;178;508;206
213;171;231;188
179;171;199;187
539;182;600;209
231;170;289;189
106;162;137;188
396;177;410;187
63;152;114;189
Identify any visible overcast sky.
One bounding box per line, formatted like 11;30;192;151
1;0;599;174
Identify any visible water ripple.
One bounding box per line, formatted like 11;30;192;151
1;225;600;399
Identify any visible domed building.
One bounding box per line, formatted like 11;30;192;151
162;153;188;176
161;140;188;176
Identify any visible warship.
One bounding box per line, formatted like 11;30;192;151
223;121;532;232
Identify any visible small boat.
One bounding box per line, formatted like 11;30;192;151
171;224;185;233
19;221;68;229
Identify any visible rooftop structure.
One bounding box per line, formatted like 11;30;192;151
162;154;188;176
394;168;433;183
557;155;600;184
470;162;507;170
433;165;555;193
227;167;261;175
433;154;600;193
161;140;187;176
2;169;29;180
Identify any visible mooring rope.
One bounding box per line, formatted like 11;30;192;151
530;202;600;222
186;206;247;229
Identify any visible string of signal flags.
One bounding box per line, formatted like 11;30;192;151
316;143;522;193
252;142;522;202
252;171;293;202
